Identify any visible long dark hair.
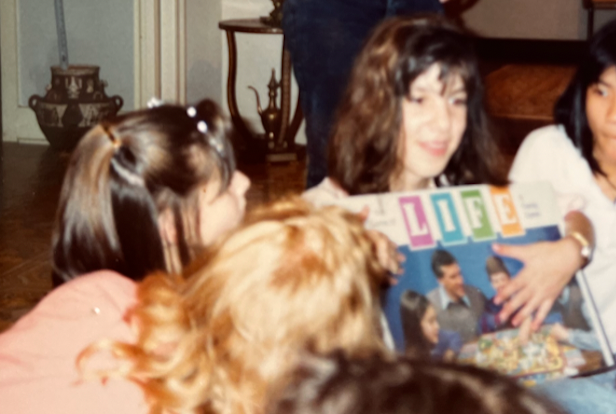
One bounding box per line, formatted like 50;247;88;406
52;99;236;282
329;15;506;195
555;18;616;175
399;290;433;358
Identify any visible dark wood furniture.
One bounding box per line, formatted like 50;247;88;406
584;0;616;39
219;18;303;162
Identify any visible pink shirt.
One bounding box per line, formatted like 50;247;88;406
0;271;149;414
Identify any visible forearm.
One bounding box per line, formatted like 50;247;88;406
563;210;595;269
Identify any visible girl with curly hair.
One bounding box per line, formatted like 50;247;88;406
0;198;389;414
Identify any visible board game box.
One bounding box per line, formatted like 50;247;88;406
330;182;614;384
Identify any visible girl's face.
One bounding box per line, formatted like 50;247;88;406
420;304;440;345
392;64;468;192
586;66;616;170
489;271;510;293
198;170;251;245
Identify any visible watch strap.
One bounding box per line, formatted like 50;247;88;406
568;231;593;267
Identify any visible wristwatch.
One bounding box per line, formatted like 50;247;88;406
568;231;593;268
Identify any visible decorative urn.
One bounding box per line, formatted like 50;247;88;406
28;65;123;151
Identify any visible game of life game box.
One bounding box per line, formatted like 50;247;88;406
332;182;614;385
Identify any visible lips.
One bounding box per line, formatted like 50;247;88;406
418;141;448;157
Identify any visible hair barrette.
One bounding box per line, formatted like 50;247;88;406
186;106;224;155
187;107;209;134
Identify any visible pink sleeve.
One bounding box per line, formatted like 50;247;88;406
0;271;149;414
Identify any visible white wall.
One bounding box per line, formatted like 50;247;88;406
17;0;134;109
459;0;616;40
186;0;223;105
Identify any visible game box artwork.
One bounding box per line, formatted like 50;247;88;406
332;183;614;384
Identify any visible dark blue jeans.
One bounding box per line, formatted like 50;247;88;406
283;0;443;188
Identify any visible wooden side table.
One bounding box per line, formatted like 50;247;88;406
583;0;616;39
219;18;303;162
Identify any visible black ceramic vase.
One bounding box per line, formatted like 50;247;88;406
28;65;123;151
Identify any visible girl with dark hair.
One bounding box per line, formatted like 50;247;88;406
282;0;450;189
52;99;250;284
304;15;507;204
399;290;461;361
497;19;616;348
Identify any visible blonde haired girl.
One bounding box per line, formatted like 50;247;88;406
0;198;388;414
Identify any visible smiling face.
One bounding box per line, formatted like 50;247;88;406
438;262;465;302
586;66;616;173
390;64;468;192
420;304;440;345
489;271;510;294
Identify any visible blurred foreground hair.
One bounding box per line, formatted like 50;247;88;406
269;353;566;414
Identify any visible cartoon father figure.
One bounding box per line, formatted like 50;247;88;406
427;249;486;343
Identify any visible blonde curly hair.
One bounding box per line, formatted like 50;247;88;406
79;197;388;414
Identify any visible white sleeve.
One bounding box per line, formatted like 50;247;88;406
508;126;556;184
509;126;587;216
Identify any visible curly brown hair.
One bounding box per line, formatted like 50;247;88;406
328;15;507;195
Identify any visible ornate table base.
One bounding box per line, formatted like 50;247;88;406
219;18;303;163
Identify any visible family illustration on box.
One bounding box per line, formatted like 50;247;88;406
399;249;598;383
332;182;613;384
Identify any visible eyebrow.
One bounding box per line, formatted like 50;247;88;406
412;84;467;95
597;78;616;88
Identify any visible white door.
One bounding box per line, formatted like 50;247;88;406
1;0;185;144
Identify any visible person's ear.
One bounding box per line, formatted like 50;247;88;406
158;208;177;245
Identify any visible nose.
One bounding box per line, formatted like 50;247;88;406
430;97;452;132
232;170;251;195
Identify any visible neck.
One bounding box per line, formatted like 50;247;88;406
389;173;432;192
601;162;616;180
593;152;616;200
441;286;462;303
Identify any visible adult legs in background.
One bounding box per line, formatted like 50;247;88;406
283;0;443;189
387;0;443;16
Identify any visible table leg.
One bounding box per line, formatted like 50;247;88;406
224;30;254;147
